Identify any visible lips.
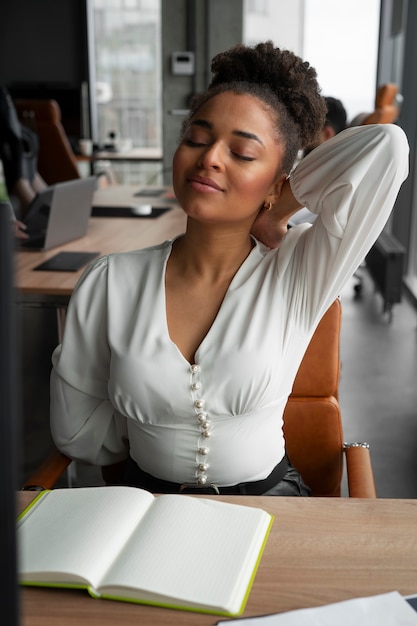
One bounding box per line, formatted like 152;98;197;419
187;175;223;192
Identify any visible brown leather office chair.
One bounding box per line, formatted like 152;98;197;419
362;83;399;125
351;83;400;126
14;99;81;185
283;298;375;497
22;299;376;497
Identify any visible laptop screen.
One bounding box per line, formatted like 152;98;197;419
23;188;54;244
21;177;96;250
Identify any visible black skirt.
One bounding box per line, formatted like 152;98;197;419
122;456;311;496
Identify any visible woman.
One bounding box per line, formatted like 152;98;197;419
50;42;408;495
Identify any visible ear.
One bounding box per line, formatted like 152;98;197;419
322;125;336;142
265;174;287;206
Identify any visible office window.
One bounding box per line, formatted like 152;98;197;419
90;0;161;150
245;0;269;16
303;0;380;122
243;0;380;123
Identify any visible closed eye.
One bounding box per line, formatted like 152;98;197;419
184;138;207;147
233;153;255;162
183;134;256;161
185;139;255;160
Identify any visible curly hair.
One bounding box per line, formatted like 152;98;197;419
183;42;327;174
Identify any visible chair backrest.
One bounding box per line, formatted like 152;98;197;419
15;99;80;185
283;299;343;496
360;83;399;125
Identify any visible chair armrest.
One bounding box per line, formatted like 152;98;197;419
344;443;377;498
22;448;71;491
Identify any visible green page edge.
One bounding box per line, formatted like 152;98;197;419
17;489;50;522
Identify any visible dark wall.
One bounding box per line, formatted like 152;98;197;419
0;0;89;85
0;0;90;142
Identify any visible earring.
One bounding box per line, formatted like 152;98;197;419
264;200;273;212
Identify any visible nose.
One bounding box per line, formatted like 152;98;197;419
198;141;224;170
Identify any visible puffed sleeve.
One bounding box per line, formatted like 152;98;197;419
50;255;129;465
284;124;409;326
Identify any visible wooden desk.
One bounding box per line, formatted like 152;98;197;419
15;209;187;299
15;205;186;338
77;147;163;177
93;147;163;162
76;147;163;164
91;183;176;212
17;493;417;625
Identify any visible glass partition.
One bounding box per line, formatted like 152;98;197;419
90;0;161;151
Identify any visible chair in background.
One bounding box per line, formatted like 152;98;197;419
350;83;401;127
14;99;81;185
22;299;377;497
361;83;400;125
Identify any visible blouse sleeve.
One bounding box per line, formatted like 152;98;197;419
50;255;129;465
284;124;409;327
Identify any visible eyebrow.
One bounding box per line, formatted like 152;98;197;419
190;119;265;147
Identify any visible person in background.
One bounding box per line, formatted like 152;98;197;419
304;96;347;156
289;96;347;227
0;86;47;222
0;182;28;241
50;42;408;496
3;199;28;240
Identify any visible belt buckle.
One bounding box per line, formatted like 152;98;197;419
179;483;220;494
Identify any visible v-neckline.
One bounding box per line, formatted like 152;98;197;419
162;237;261;365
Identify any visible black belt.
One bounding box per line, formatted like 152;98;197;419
125;455;290;495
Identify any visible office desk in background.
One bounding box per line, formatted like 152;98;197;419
15;188;186;337
77;146;163;164
15;212;186;297
91;183;176;214
77;147;163;179
93;147;163;162
17;493;417;626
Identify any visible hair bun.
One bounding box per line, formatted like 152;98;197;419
209;41;326;150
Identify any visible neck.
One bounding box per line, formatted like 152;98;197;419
171;219;254;283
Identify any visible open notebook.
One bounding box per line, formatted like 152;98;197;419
17;486;273;617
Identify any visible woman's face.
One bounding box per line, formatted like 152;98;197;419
172;91;284;226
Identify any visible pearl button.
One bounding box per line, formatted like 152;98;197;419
202;430;211;438
197;475;207;485
199;447;209;455
198;463;209;471
194;399;205;409
197;412;207;423
190;364;200;373
191;382;201;391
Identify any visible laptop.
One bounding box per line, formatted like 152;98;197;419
21;177;97;250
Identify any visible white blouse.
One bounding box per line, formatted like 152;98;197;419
50;124;409;487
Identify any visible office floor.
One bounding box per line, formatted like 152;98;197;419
338;271;417;498
19;270;417;497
